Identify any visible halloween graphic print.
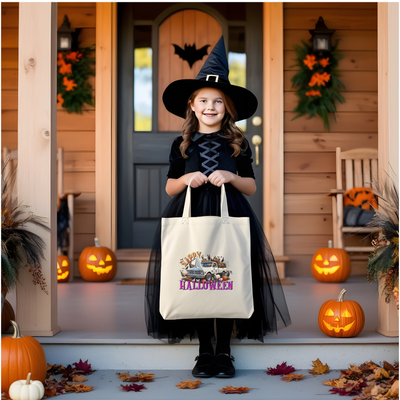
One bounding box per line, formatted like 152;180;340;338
179;251;233;291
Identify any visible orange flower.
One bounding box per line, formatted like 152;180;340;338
59;62;72;75
309;72;331;87
57;53;66;67
57;93;64;106
63;76;77;91
319;58;330;68
305;90;322;97
66;51;82;62
303;54;318;70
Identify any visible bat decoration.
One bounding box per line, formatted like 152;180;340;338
172;43;210;68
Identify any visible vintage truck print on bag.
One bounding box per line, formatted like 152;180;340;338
179;252;233;291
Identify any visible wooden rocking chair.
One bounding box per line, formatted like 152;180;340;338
2;147;81;281
328;147;378;253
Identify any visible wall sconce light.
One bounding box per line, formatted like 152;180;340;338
57;15;74;52
309;16;335;52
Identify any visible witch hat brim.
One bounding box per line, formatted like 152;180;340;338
162;36;258;122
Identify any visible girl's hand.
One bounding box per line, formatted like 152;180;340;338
183;171;208;188
208;170;235;187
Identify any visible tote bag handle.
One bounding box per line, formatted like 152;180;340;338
182;181;229;218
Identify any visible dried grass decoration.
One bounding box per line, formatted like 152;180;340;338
290;40;345;131
57;46;95;114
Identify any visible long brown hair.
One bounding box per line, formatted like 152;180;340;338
180;88;247;159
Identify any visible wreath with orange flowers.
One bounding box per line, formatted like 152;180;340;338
291;40;345;131
57;45;95;113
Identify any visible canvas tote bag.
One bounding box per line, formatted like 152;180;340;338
160;183;253;320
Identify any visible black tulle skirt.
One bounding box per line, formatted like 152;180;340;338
145;183;291;343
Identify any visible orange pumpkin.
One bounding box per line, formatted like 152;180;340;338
57;255;70;283
1;320;47;393
311;241;351;283
79;238;117;282
1;299;15;332
318;289;365;338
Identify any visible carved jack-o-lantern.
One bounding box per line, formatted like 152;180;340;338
78;238;117;282
311;241;350;283
57;255;70;283
318;289;365;338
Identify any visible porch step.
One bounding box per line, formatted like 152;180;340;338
39;333;398;370
33;368;365;400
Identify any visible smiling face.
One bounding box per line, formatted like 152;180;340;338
322;307;355;333
57;255;70;283
79;246;117;282
190;88;226;133
311;247;351;283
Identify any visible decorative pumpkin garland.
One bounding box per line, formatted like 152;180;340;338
291;40;345;131
57;45;95;114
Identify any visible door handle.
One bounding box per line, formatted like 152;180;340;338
251;135;262;166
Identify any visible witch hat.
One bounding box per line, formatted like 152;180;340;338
162;36;258;122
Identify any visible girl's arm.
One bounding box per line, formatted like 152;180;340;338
166;171;208;197
208;170;256;196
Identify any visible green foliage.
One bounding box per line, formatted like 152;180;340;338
291;40;345;131
135;48;152;69
57;45;95;114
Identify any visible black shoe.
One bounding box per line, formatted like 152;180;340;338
213;353;235;378
192;352;215;378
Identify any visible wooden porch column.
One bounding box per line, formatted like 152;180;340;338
263;3;287;278
377;2;399;337
96;3;118;249
17;3;60;336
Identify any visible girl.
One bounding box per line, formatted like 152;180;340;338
145;36;291;378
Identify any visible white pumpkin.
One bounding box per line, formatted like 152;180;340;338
9;373;44;400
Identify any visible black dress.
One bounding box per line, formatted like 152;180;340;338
145;131;291;343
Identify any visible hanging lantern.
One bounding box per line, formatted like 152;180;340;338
57;15;74;51
309;16;335;52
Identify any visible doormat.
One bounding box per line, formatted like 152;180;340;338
117;279;146;285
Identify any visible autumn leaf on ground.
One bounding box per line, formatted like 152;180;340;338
384;361;396;372
385;380;399;397
120;384;147;392
73;375;88;382
175;379;202;389
323;378;346;388
374;367;391;380
46;363;66;377
135;372;154;382
116;372;139;382
266;362;296;375
281;373;303;382
328;379;367;397
219;386;249;394
72;359;96;374
1;392;10;400
309;359;329;375
64;383;94;393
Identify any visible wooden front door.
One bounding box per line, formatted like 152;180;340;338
117;3;263;249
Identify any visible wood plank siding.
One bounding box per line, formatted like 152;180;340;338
283;2;378;276
1;3;96;276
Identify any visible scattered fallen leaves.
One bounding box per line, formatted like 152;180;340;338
116;372;139;382
281;373;303;382
323;378;346;388
73;375;88;382
64;383;94;393
329;379;367;396
266;362;296;375
385;380;399;397
219;386;250;394
120;384;147;392
136;372;154;382
46;363;66;377
175;379;202;389
309;358;330;375
72;359;96;374
323;361;398;400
